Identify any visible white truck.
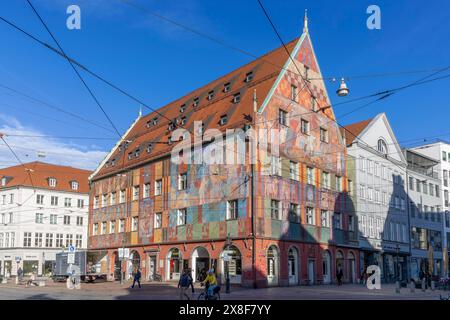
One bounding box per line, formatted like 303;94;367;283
53;251;107;283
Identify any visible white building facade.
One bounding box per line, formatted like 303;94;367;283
0;162;90;277
344;113;410;283
412;141;450;277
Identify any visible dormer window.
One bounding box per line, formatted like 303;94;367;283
128;152;133;160
146;120;152;128
193;97;199;107
245;72;254;82
233;92;241;104
168;121;175;131
207;90;215;100
180;104;186;113
146;144;153;153
135;148;141;158
111;159;116;166
219;114;228;126
168;136;173;145
180;116;187;126
1;177;6;186
71;181;79;190
49;178;57;188
152;117;158;126
223;82;231;93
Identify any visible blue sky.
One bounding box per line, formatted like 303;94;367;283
0;0;449;169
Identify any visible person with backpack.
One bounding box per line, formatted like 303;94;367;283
131;268;142;289
178;269;191;300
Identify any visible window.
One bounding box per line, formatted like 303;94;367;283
76;216;83;226
321;210;330;227
155;180;162;196
144;184;150;198
233;92;241;103
429;183;434;196
245;71;253;82
423;181;428;194
301;119;310;134
223;82;231;92
289;161;299;180
358;185;365;199
334;212;342;229
444;170;448;187
321;171;330;189
307;167;315;185
367;188;373;201
193;97;199;107
134;148;141;158
177;173;187;191
320;128;329;143
279;109;288;126
445;190;449;207
63;215;71;225
35;232;43;247
270;200;281;220
311;95;317;111
154;213;162;229
66;234;73;247
291;84;298;102
109;192;116;205
349;215;355;232
335;176;342;192
109;220;116;234
77;199;84;208
436;185;440;198
120;190;126;203
416;179;421;192
35;213;44;224
49;178;57;187
132;217;138;231
23;232;32;247
377;139;388;154
75;234;82;248
227;200;238;220
94;196;99;208
360;156;366;171
56;234;63;247
348;179;354;195
306;207;315;225
9;193;14;204
50;214;57;225
270;156;282;176
64;197;72;207
367;160;373;174
409;177;414;191
146;144;153;154
177;209;187;226
71;181;79;190
45;233;53;248
101;222;107;235
119;219;125;233
207;90;215;100
289;203;300;223
219;114;228;126
133;186;140;201
36;194;44;205
443;151;447;161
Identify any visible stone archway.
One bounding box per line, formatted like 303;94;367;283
191;246;210;283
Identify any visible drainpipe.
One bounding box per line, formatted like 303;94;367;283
251;163;257;289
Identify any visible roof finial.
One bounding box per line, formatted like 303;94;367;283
303;9;308;33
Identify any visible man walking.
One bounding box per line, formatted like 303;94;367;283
131;268;142;289
178;269;191;300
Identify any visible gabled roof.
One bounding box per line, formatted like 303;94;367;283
92;38;299;181
340;118;373;146
0;161;91;193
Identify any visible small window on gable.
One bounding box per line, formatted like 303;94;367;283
180;104;186;113
193;97;199;107
311;95;318;112
71;181;79;190
128;152;133;160
134;148;140;158
304;65;310;81
146;144;153;153
233;92;241;104
377;139;388;155
152;117;158;126
168;121;175;131
146;120;152;128
49;178;57;188
219;114;228;126
207;90;215;100
111;159;116;166
224;82;231;93
245;72;254;82
180;116;187;126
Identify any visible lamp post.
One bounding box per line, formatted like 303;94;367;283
225;234;232;294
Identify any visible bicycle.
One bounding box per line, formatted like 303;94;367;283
150;273;162;282
197;282;221;300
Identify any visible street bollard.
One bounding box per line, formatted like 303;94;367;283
410;281;415;293
15;276;18;285
431;281;435;291
395;281;400;294
422;279;426;292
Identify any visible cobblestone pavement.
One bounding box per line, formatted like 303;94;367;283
0;280;447;300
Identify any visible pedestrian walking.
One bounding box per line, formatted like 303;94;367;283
131;268;141;289
336;268;343;286
178;269;191;300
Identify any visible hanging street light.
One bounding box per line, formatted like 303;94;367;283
337;78;350;97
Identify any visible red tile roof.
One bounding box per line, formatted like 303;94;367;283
340;118;373;146
0;161;91;193
93;38;299;180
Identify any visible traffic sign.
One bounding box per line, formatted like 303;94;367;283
15;256;21;263
67;253;75;264
68;245;76;253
